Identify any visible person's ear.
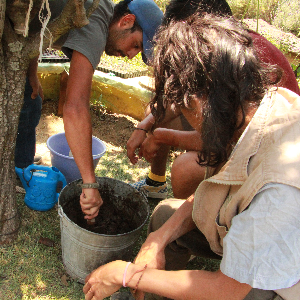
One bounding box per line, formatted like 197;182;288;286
119;14;136;29
189;95;201;110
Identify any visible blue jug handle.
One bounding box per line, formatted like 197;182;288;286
23;164;50;182
53;167;67;201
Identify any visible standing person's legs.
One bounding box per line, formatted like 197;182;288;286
15;78;42;168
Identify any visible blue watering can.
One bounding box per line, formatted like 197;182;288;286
15;164;67;211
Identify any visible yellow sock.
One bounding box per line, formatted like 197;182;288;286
148;171;166;183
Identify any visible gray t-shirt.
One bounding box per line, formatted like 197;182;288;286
34;0;114;69
62;0;114;69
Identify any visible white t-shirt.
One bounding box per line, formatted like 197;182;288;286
220;182;300;290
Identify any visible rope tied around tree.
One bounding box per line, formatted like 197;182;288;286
38;0;53;62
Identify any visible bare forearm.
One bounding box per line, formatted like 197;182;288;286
84;258;251;300
151;195;196;248
123;264;251;300
134;269;251;300
63;50;95;183
64;103;95;182
137;113;155;131
152;128;203;151
62;51;103;219
133;196;196;276
138;106;182;132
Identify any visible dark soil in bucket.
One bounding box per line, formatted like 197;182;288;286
62;181;143;235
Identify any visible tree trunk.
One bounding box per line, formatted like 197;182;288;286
0;19;28;244
0;0;100;244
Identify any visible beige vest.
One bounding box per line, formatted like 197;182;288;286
192;87;300;255
192;87;300;299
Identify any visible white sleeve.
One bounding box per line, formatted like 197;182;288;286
220;183;300;290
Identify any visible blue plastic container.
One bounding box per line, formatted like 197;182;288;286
47;132;106;183
15;165;67;211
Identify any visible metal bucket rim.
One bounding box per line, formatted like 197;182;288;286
47;132;106;160
58;177;150;237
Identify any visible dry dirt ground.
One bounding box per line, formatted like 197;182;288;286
36;98;140;167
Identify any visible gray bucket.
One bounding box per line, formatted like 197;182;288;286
58;177;149;283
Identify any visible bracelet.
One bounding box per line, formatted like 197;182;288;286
134;127;148;133
125;264;148;293
122;262;132;287
77;182;100;189
132;264;147;294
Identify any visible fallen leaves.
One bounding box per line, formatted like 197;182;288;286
38;237;55;247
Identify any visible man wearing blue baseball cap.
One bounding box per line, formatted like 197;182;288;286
17;0;163;214
61;0;163;220
125;0;163;64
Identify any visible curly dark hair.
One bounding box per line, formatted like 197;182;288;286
150;14;282;167
163;0;232;25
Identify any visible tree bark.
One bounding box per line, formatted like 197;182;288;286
0;18;27;244
0;0;5;40
0;0;100;244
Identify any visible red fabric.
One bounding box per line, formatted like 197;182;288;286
249;30;300;95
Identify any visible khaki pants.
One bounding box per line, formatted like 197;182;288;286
148;199;283;300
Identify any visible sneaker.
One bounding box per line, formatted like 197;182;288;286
34;155;42;165
130;179;168;199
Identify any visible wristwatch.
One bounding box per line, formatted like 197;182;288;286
77;182;100;189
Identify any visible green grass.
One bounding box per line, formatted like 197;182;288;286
0;144;152;299
0;194;84;300
4;1;299;298
1;138;220;299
